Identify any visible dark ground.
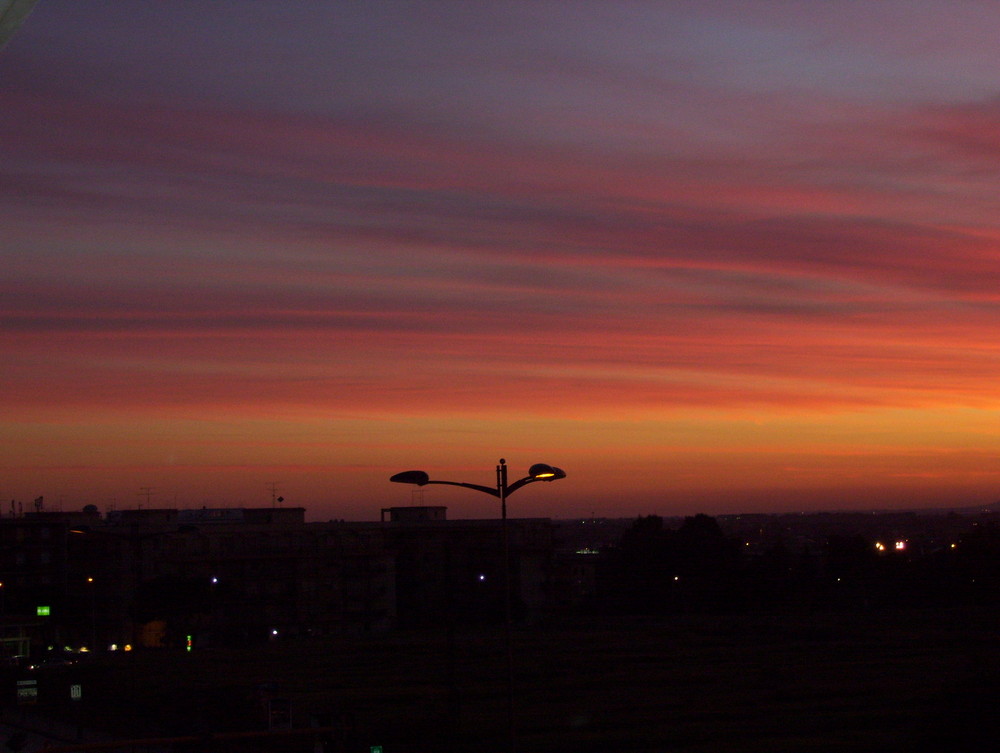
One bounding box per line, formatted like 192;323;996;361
9;606;1000;752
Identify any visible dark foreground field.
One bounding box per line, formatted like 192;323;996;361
14;607;1000;752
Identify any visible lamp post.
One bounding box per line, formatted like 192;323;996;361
390;459;565;752
86;577;96;651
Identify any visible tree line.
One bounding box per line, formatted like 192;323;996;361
592;513;1000;614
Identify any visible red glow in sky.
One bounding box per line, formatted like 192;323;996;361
3;2;1000;520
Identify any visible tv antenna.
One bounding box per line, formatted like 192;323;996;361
266;482;284;507
137;487;155;508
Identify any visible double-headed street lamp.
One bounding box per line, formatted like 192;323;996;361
390;459;565;516
390;458;565;752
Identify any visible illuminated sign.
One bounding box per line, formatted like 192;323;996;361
17;679;38;704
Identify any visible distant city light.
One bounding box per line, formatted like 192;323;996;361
895;541;906;551
478;574;486;582
875;542;886;552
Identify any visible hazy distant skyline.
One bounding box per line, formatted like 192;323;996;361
4;1;1000;520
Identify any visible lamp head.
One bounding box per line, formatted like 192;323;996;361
528;463;566;481
389;470;430;486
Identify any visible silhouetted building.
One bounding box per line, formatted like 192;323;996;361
381;506;447;523
1;505;557;655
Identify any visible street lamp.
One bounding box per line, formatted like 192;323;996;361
390;459;565;752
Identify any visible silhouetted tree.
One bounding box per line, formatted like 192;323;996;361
672;514;741;610
599;514;742;614
602;515;674;614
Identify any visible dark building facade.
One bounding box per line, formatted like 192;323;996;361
0;505;556;657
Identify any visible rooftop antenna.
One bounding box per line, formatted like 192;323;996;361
266;482;283;507
137;486;154;509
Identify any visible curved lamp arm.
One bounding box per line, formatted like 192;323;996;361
389;471;500;497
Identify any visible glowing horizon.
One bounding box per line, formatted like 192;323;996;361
3;2;1000;520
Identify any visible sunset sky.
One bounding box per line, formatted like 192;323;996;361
4;1;1000;521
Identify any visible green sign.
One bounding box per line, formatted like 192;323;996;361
36;606;50;616
370;747;383;753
